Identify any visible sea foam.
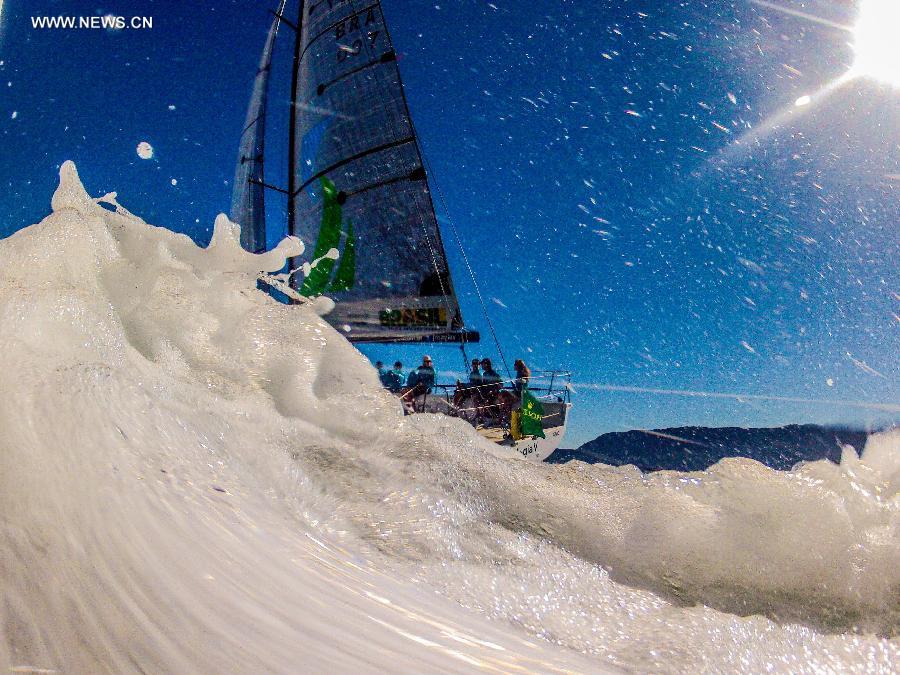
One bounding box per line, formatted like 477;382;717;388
0;163;896;672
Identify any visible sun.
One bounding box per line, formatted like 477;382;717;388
852;0;900;87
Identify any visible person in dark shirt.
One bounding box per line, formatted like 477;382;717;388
480;358;502;385
383;360;405;392
468;359;482;386
454;358;482;407
477;358;503;420
376;361;390;387
406;355;435;395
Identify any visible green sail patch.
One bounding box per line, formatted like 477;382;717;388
300;177;357;297
328;219;355;292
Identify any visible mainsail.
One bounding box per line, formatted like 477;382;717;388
287;0;477;343
230;1;573;461
231;0;286;253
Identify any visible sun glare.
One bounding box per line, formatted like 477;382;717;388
852;0;900;86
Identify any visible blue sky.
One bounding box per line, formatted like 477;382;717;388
1;0;897;447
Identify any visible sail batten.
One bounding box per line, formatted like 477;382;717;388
231;0;287;253
294;135;416;196
316;50;394;93
289;0;476;343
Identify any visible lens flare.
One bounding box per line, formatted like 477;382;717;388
852;0;900;86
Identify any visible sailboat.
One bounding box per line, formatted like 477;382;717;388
231;0;571;461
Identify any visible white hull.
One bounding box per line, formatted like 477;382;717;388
506;421;568;461
494;403;571;462
426;398;570;462
408;395;571;463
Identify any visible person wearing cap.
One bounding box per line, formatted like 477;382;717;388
406;355;435;395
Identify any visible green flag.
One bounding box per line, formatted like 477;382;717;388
519;389;545;439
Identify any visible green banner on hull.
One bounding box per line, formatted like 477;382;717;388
520;389;546;439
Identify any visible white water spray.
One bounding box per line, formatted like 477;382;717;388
0;164;896;672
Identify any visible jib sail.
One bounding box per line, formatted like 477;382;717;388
231;1;286;253
287;0;477;343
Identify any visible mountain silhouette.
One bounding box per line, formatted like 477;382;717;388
549;424;872;472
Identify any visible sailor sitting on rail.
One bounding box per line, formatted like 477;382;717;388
468;359;483;386
453;358;482;408
479;359;502;387
382;361;405;393
376;361;390;387
476;358;503;411
404;355;435;397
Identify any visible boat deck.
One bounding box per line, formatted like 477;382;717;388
475;425;512;445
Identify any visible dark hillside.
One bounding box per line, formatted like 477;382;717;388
549;424;870;471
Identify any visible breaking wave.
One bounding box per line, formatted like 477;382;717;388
1;163;896;672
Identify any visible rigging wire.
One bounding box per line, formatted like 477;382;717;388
350;4;511;376
420;151;512;378
361;0;470;361
373;0;512;376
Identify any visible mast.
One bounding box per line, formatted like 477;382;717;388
286;0;306;241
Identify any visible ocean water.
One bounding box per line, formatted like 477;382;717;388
0;163;896;672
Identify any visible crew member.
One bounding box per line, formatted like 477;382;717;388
480;358;502;385
468;359;482;386
383;360;405;392
406;355;436;396
513;359;531;396
375;361;390;388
